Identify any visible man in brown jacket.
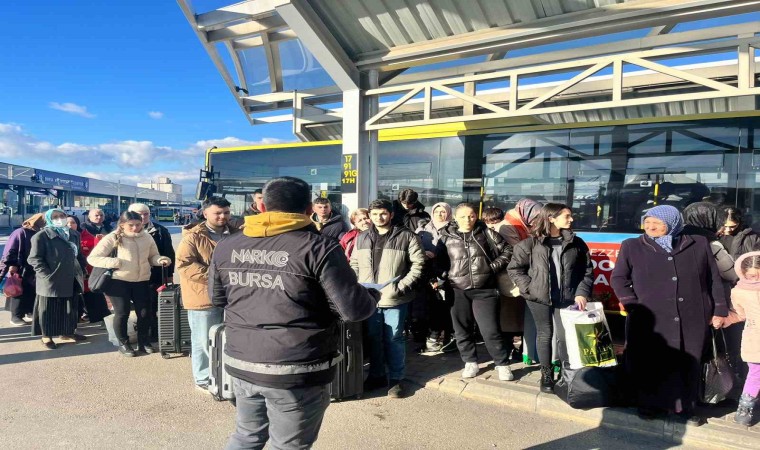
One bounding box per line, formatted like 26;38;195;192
176;197;237;392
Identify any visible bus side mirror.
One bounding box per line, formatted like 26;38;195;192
196;181;216;200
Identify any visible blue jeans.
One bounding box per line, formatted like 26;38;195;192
366;304;409;380
187;307;224;386
226;377;330;450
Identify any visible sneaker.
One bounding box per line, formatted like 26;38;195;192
461;362;479;378
496;365;515;381
9;317;27;327
22;315;33;324
425;338;442;353
195;384;211;395
387;380;404;398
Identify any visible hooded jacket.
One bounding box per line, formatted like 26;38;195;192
311;212;350;241
720;227;760;261
435;221;512;291
725;251;760;363
0;213;44;283
507;230;594;305
392;200;431;232
209;212;377;389
350;225;426;307
87;231;168;283
176;221;238;310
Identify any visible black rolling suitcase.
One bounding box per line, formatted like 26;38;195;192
157;269;191;358
330;321;363;401
208;323;236;404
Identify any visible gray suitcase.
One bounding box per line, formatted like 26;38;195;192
208;323;236;404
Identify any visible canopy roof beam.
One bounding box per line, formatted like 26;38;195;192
355;0;760;70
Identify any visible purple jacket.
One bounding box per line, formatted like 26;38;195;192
0;227;38;284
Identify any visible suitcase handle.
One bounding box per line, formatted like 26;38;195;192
162;266;171;286
345;347;352;373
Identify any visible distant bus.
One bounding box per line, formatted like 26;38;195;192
154;207;177;222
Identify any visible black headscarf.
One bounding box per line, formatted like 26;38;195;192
682;201;722;241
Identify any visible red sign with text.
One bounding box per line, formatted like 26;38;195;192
587;242;626;313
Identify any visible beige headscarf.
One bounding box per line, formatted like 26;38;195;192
22;213;45;231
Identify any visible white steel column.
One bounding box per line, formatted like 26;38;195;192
341;71;379;215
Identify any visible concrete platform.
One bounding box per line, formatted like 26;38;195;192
403;344;760;449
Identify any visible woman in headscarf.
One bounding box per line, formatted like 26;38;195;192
611;205;728;423
0;213;46;326
500;199;543;247
416;202;455;352
27;208;88;349
500;199;544;366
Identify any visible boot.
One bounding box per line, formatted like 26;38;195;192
118;341;136;357
540;365;555;393
735;393;757;426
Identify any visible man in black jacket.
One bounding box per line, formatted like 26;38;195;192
243;189;263;216
311;197;349;241
128;203;176;346
81;208;112;237
392;188;431;232
210;176;378;449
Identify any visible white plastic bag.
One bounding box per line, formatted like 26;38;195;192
560;303;617;370
103;311;138;346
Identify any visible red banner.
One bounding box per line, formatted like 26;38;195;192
587;242;626;313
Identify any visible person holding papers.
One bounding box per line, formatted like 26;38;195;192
350;199;425;398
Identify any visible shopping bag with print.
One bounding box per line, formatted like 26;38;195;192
560;302;617;370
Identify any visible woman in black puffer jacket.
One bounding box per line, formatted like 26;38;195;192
436;203;514;381
507;203;594;394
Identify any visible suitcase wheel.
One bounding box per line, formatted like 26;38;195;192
161;352;171;359
230;398;237;407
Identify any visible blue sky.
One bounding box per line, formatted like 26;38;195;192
0;1;293;195
0;3;756;197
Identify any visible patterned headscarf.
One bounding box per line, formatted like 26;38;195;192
643;205;683;253
44;208;77;256
515;198;542;228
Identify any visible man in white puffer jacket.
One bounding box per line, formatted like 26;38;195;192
88;211;171;357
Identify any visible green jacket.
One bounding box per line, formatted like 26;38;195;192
350;226;425;308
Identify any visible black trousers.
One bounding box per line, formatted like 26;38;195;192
428;285;453;341
451;288;509;366
9;280;35;320
525;300;570;369
106;280;151;344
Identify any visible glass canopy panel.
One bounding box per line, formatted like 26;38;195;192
278;39;335;92
237;45;273;96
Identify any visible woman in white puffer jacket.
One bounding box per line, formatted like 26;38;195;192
89;211;171;357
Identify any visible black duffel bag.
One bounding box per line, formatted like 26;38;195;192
554;361;620;409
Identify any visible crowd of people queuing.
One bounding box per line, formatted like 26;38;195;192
3;179;760;448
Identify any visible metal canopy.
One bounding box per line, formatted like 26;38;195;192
179;0;760;137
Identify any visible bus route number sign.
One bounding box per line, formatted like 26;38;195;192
341;154;358;193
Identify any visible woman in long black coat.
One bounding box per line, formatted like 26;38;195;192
611;205;728;422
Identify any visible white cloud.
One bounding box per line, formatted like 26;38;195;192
0;122;286;198
49;102;96;118
148;111;164;119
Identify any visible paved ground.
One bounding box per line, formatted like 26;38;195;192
0;223;742;449
0;311;700;450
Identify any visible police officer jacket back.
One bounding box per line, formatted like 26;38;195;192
209;211;377;389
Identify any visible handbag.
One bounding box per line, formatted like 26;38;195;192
700;329;735;404
90;246;118;294
3;273;23;298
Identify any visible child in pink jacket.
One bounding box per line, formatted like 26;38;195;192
724;251;760;426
